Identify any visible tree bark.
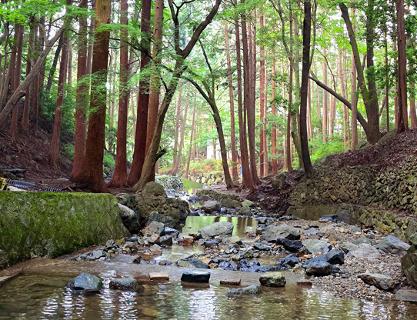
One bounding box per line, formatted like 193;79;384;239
128;0;151;186
77;0;111;191
396;0;408;132
322;60;328;142
271;58;278;174
185;104;196;178
109;0;129;187
224;23;239;182
259;13;267;177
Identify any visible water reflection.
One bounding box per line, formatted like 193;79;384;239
182;216;256;238
1;274;416;320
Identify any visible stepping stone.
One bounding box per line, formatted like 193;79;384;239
259;274;286;287
220;279;241;286
181;271;210;283
149;272;169;281
227;284;261;296
109;277;142;292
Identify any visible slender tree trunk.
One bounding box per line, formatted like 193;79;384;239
384;28;390;132
322;60;328;142
72;0;89;181
259;14;267;177
185;104;196;178
45;36;63;97
286;64;293;172
307;79;312;139
235;18;253;188
128;0;151;185
224;23;239;181
300;0;313;175
9;24;24;139
171;82;182;174
109;0;129;186
410;82;417;129
350;9;358;150
396;0;408;132
271;58;278;174
77;0;111;191
241;7;259;185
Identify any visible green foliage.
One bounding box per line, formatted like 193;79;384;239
309;136;345;163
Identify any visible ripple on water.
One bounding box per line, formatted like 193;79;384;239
1;274;417;320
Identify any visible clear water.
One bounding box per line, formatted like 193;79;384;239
182;216;257;238
0;274;416;320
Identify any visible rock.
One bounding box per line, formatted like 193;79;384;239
178;234;194;246
181;271;210;283
325;249;345;265
242;200;254;208
340;242;358;253
402;245;417;288
135;182;190;229
352;237;372;245
349;243;380;259
238;207;252;216
303;257;332;276
376;235;410;253
253;242;272;251
67;273;103;293
262;224;301;242
303;239;331;254
162;227;179;236
85;249;105;261
259;274;286;287
358;273;396;291
319;215;338;223
409;233;417;246
219;260;238;271
201;200;221;213
395;289;417;302
203;239;219;248
149;272;169;281
159;235;173;246
238;259;262;272
277;254;300;269
109;277;142;292
142;221;165;237
118;203;140;234
276;238;303;253
188;258;210;269
227;284;261;296
297;280;313;287
200;222;234;238
220;279;241;286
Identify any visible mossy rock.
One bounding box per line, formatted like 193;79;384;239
0;191;127;268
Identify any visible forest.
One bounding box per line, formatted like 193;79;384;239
2;0;417;318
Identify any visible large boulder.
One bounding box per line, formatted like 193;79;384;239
302;239;331;254
200;222;234;238
262;224;301;242
376;235;410;254
133;182;190;229
118;203;141;234
67;273;103;294
196;189;242;208
303;257;332;276
358;273;396;291
402;234;417;288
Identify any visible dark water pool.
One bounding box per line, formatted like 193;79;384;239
0;273;416;320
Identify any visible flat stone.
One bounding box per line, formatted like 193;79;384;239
181;271;210;283
67;273;103;293
220;279;241;286
200;221;234;238
376;235;410;254
227;284;261;296
253;242;272;251
395;289;417;302
262;224;301;242
349;243;380;259
149;272;169;281
259;274;286;287
303;239;331;254
358;272;396;291
109;277;142;292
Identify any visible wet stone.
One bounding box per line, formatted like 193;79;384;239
67;273;103;294
200;222;234;238
276;238;303;253
159;235;173;246
227;284;261;296
303;257;332;276
181;271;210;283
259;274;286;287
149;272;169;281
109;277;142;292
220;279;241;286
277;254;300;269
253;242;272;251
219;260;238;271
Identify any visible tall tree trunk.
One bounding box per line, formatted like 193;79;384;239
241;8;259;184
224;23;239;182
128;0;151;186
175;95;189;174
72;0;89;181
44;37;63;97
77;0;111;191
286;64;293;171
259;14;267;177
9;24;24;139
350;9;359;149
396;0;408;132
171;82;182;174
50;1;72;166
185;104;196;179
410;81;417;129
300;0;313;175
109;0;129;186
322;60;328;142
235;18;253;188
384;28;390;132
146;0;164;152
271;58;278;174
307;79;312;139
